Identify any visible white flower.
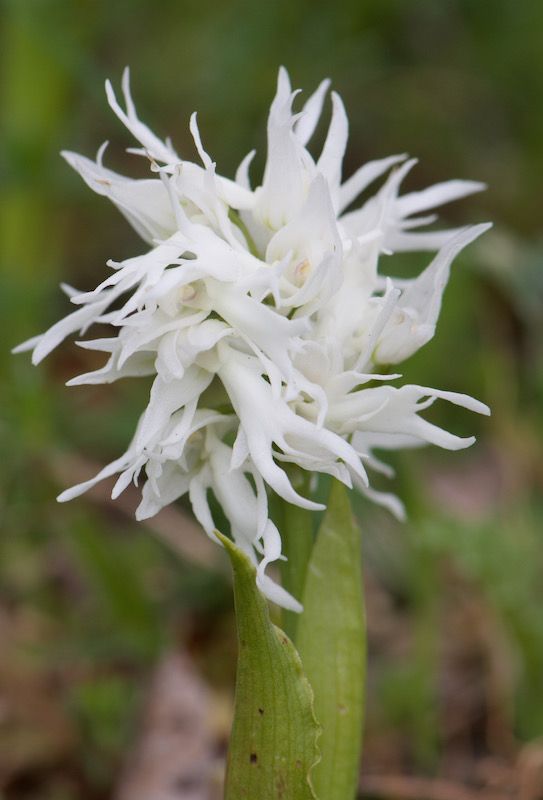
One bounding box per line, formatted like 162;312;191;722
15;67;491;609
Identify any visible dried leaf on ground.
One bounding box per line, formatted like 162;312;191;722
115;652;224;800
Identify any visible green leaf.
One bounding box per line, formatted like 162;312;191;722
296;480;366;800
219;532;320;800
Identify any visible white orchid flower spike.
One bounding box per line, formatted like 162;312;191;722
15;67;491;610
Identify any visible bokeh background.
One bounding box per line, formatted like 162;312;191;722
1;1;542;798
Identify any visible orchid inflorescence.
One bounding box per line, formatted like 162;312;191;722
16;68;490;610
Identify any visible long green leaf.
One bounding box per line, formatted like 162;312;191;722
296;480;366;800
219;532;320;800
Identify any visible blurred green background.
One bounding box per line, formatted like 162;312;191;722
1;0;542;798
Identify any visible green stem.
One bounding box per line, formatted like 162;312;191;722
279;469;314;642
228;208;260;257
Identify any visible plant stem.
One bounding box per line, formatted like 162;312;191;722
279;469;314;642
